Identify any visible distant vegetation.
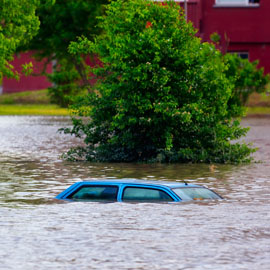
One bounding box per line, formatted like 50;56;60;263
20;0;109;107
224;53;269;117
0;0;39;81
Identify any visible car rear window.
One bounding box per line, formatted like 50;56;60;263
172;187;221;200
122;187;173;202
68;186;118;201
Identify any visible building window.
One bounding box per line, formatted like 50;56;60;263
230;52;249;60
215;0;259;6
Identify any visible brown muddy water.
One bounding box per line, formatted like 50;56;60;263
0;116;269;270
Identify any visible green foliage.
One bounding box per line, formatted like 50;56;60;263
22;0;108;107
47;59;84;107
21;62;34;76
210;32;221;44
224;53;270;115
63;0;255;163
0;0;39;80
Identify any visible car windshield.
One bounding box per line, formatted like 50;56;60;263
172;187;221;200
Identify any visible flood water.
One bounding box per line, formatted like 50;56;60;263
0;116;269;270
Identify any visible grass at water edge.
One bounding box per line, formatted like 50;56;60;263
245;106;270;116
0;104;69;116
1;104;270;116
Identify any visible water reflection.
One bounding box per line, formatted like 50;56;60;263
0;116;270;269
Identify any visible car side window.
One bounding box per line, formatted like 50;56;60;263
122;187;173;202
68;186;118;201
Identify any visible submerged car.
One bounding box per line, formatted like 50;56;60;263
55;180;222;202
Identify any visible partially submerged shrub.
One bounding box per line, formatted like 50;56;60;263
63;0;255;163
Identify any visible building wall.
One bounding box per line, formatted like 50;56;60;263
2;52;52;94
180;0;202;31
201;0;270;43
200;0;270;72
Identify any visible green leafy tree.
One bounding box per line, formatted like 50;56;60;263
22;0;108;107
63;0;254;163
0;0;39;81
224;53;269;114
210;32;270;114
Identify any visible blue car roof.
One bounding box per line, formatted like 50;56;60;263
55;179;219;201
73;179;202;188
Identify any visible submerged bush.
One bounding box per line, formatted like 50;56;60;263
62;0;255;163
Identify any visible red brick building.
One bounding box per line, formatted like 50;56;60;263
195;0;269;73
1;52;52;94
1;0;269;94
